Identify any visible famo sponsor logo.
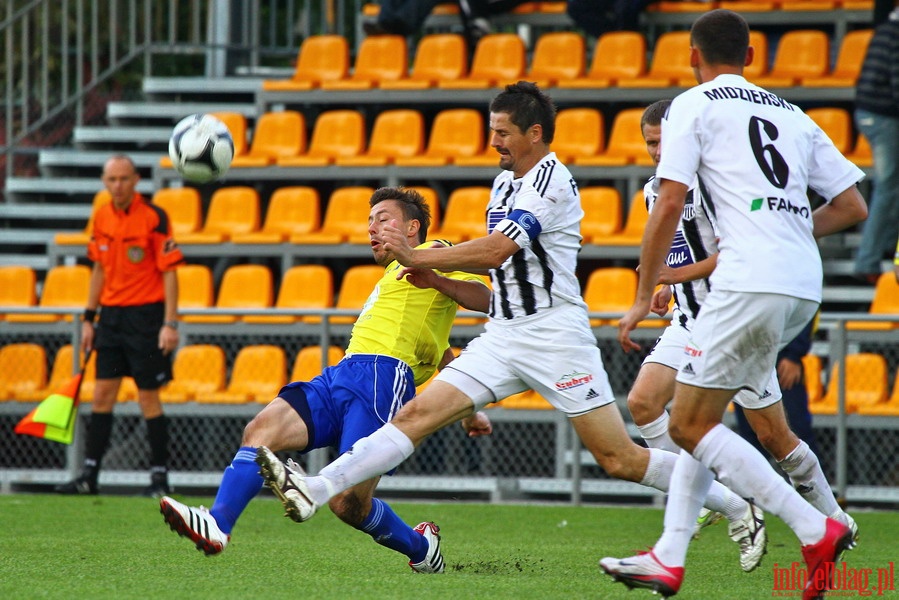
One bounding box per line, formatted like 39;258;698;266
750;197;811;217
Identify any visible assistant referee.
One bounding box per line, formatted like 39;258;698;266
56;155;184;497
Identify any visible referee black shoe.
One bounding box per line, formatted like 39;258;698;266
55;474;98;495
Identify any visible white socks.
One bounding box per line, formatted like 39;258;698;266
652;450;715;567
637;411;680;454
693;424;826;545
307;423;415;506
778;440;842;519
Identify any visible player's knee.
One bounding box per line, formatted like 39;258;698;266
241;412;273;446
626;390;658;425
328;491;369;527
668;420;697;453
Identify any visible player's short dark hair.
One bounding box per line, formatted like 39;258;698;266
690;9;749;67
489;81;557;143
370;186;432;243
641;100;672;129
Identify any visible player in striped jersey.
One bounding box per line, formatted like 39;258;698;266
626;100;856;574
602;11;868;599
254;83;774;562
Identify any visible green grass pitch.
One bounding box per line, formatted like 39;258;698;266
0;494;894;599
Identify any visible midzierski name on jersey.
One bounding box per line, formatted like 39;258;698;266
702;86;794;111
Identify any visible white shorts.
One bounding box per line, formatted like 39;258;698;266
675;290;817;398
645;321;782;409
436;302;615;416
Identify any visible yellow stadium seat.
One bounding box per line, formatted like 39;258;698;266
802;29;873;87
552;108;604;163
176;187;260;244
290;346;345;382
176;264;215;324
336;109;425;167
152;187;203;239
847;272;899;330
7;265;90;323
380;33;468;90
188;264;274;324
230;111;306;167
202;345;287;404
245;264;334;325
333;265;384;325
810;353;889;414
232;186;320;244
805;108;853;154
159;344;226;403
583;267;638;327
0;343;47;401
0;265;37;320
618;31;695;88
580;186;623;243
394;109;484;167
437;33;525;89
261;35;349;91
592;191;649;246
321;35;407;90
575;108;651;167
431;187;489;244
802;354;824;405
558;31;647;88
753;30;830;88
277;110;366;167
290;186;375;245
526;32;585;88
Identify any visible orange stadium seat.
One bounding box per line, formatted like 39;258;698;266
277;110;366;167
261;35;349;91
575;108;650;167
188;265;273;324
380;33;468;90
802;29;873;87
202;345;287;404
580;186;623;243
437;33;525;89
176;264;214;323
0;265;37;319
802;354;824;405
232;186;320;244
845;132;873;168
593;191;649;246
811;353;889;415
744;30;770;80
557;31;647;88
177;186;260;244
336;109;425;167
406;186;441;228
321;34;407;90
230;111;306;167
7;264;90;323
151;187;203;238
526;32;585;88
159;344;226;403
847;272;899;330
552;108;604;163
752;30;829;88
54;190;111;245
583;267;638;327
245;264;334;325
394;109;484;167
618;31;694;88
290;186;375;245
717;0;778;12
0;343;47;401
857;369;899;416
290;345;345;382
806;108;853;154
19;344;83;402
431;187;489;244
333;265;384;324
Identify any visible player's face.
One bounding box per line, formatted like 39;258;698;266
488;112;540;177
102;158;139;209
642;123;662;166
368;199;408;266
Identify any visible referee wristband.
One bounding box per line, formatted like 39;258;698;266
82;309;97;323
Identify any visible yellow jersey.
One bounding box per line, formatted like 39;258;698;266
346;243;485;386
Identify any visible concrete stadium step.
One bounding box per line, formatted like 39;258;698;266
142;76;265;101
73;126;173;147
106;101;257;123
0;203;93;220
5;177;154;202
38;150;165;176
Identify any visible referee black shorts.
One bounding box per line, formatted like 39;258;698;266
94;302;172;390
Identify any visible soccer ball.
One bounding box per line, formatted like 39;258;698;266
168;114;235;183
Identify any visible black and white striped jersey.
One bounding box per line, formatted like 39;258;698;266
644;175;719;329
486;152;587;320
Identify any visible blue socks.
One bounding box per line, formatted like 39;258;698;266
210;447;264;534
358;498;427;562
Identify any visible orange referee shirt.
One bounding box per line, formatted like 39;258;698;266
87;193;185;307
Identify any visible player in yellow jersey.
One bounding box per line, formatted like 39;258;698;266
160;187;489;572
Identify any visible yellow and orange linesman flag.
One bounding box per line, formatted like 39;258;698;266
15;350;92;445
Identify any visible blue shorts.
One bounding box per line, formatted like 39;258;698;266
278;354;415;455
